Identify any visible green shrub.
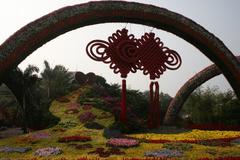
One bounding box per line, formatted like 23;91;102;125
84;122;105;130
58;120;78;129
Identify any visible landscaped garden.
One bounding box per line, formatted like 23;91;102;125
0;85;240;160
0;1;240;159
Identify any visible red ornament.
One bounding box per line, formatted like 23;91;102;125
86;29;140;123
137;32;181;80
86;29;182;127
137;32;181;128
86;29;140;78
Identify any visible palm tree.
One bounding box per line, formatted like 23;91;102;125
41;60;72;99
41;60;53;99
3;65;39;133
22;65;39;132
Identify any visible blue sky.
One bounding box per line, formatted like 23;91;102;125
0;0;239;96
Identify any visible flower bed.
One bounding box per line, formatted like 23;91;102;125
231;138;240;145
88;147;125;158
144;149;183;158
52;128;66;132
82;105;93;110
147;136;240;147
130;130;240;142
0;146;31;153
65;108;79;114
16;136;39;144
67;103;80;109
84;122;105;130
58;120;77;128
34;147;62;157
199;157;240;160
74;144;93;150
106;138;139;148
187;124;240;131
97;112;112;119
31;132;50;139
163;142;193;151
78;112;96;123
58;135;92;143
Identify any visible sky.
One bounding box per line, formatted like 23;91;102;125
0;0;239;96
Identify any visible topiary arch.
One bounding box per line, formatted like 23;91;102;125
0;1;239;98
163;56;240;125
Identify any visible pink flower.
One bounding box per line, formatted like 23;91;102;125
107;138;139;148
58;135;91;143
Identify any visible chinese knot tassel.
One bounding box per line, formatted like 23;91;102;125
120;79;127;123
148;81;160;128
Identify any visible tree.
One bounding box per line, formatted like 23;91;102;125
86;72;96;85
41;60;53;99
164;56;240;125
179;87;240;125
5;65;39;133
41;60;72;99
75;71;86;84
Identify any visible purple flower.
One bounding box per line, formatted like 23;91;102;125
31;132;50;139
144;149;183;158
78;112;96;123
0;146;31;153
34;147;62;157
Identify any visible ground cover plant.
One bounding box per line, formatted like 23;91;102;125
0;86;239;160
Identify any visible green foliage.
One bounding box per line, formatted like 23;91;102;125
163;142;193;151
126;89;148;119
75;71;86;84
143;91;172;119
77;86;109;112
79;85;108;99
58;120;78;129
86;72;96;85
159;92;172;117
95;75;107;86
181;87;240;125
41;60;72;99
105;83;121;97
84;122;105;130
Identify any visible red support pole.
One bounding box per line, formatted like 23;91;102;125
120;79;127;124
154;82;160;127
148;81;154;129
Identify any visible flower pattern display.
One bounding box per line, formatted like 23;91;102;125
106;138;139;148
144;149;183;158
34;147;62;157
0;146;31;153
58;135;91;143
0;87;239;159
78;111;96;123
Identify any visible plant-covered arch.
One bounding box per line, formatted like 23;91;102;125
0;1;239;98
164;56;240;125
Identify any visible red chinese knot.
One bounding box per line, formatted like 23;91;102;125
86;28;182;126
137;32;182;80
86;29;140;78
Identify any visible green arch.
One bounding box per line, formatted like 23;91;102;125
0;1;239;97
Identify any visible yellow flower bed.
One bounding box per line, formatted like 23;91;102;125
129;129;240;141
